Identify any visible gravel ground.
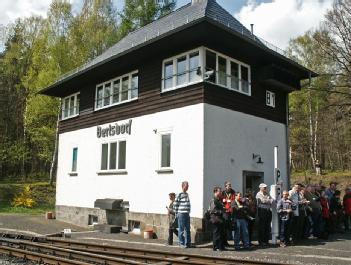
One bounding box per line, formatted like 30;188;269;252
1;214;351;265
0;255;38;265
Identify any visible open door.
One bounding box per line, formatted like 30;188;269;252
243;171;264;196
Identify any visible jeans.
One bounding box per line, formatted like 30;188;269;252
234;218;250;248
311;210;322;237
177;213;191;247
279;219;290;243
168;227;178;245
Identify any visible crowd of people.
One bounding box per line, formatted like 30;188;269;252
166;180;351;251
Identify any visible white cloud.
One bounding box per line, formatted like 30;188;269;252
235;0;333;49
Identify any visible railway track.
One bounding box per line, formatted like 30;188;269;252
0;233;289;265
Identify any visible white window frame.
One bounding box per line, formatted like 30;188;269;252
95;70;138;111
205;47;251;96
266;90;276;108
97;139;127;175
61;92;80;120
161;47;204;92
156;129;173;173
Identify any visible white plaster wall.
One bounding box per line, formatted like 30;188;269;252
56;104;204;218
203;104;288;211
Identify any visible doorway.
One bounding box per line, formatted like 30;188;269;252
242;171;264;196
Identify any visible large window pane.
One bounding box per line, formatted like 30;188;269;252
75;94;80;115
118;141;126;169
64;98;69;118
101;143;108;170
72;147;78;172
104;83;111;106
205;50;216;83
161;134;171;168
69;96;75;116
176;56;187;86
112;80;120;104
109;142;117;170
97;86;103;108
218;56;227;86
121;77;129;101
241;65;249;93
230;61;239;90
164;61;173;89
131;74;138;99
189;52;200;82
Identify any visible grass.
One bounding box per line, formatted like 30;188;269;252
0;203;54;215
291;170;351;193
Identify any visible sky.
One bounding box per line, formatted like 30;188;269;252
0;0;333;50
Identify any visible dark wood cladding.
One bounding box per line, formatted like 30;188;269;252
204;82;287;124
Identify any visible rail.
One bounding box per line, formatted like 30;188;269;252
0;233;291;265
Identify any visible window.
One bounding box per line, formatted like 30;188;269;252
95;71;138;110
266;90;275;107
100;140;127;171
61;93;79;119
162;49;202;91
71;148;78;172
161;133;171;168
205;48;251;95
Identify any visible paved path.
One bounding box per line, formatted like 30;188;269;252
0;214;350;265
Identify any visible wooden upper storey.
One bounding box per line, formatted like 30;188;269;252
40;2;315;134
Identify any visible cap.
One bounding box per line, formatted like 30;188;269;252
259;183;267;188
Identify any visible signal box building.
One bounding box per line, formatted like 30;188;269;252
41;0;316;242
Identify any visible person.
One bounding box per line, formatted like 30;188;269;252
209;187;225;251
233;192;251;250
325;182;337;202
256;183;274;246
244;189;256;245
343;187;351;231
221;181;235;246
320;190;330;239
174;181;191;248
277;191;292;247
315;160;321;176
289;183;309;244
304;185;322;238
330;190;343;233
166;192;178;245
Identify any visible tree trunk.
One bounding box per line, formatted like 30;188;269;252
49;111;60;186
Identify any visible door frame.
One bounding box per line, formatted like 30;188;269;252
242;170;264;195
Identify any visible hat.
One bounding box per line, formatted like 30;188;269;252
259;183;267;188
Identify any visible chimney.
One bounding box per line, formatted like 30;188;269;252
192;0;212;4
250;24;254;35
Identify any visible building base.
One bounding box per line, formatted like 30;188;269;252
55;205;211;244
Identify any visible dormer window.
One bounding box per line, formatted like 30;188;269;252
162;48;203;92
95;70;138;110
61;93;79;120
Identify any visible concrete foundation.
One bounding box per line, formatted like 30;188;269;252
56;205;211;243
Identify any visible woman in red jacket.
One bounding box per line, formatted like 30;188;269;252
343;188;351;231
320;190;330;239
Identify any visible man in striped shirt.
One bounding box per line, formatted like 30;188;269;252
174;181;191;248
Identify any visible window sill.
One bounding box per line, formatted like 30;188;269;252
97;170;127;175
155;168;174;174
68;172;78;177
161;80;203;93
94;97;138;112
205;80;251;96
61;114;79;121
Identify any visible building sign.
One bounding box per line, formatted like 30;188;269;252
97;120;132;138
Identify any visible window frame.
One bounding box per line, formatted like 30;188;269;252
266;90;276;108
98;139;127;175
61;92;80;120
206;47;251;96
95;70;138;111
156;129;173;174
161;47;204;92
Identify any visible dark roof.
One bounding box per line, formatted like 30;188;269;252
40;0;316;95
